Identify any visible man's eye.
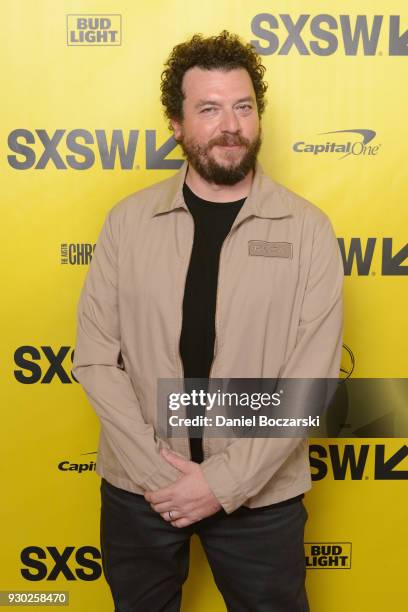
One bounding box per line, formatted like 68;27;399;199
199;105;252;114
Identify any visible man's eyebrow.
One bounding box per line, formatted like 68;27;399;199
194;96;255;108
234;96;255;104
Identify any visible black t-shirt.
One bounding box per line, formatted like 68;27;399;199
179;181;246;463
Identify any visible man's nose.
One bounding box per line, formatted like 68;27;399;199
219;108;240;133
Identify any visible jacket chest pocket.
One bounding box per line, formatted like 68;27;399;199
221;242;298;305
247;248;297;288
214;238;301;351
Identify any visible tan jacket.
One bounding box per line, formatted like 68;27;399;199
72;160;343;513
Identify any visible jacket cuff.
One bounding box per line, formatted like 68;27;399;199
142;460;181;491
200;454;248;514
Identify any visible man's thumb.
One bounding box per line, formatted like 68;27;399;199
161;448;191;472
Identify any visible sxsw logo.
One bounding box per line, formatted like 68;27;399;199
251;14;408;56
293;129;381;160
21;546;102;581
7;129;182;170
14;346;76;384
310;444;408;480
305;543;352;569
67;15;121;46
338;238;408;276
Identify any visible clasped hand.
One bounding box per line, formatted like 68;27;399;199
144;448;222;528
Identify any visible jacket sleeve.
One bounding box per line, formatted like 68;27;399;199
200;214;344;513
72;209;182;491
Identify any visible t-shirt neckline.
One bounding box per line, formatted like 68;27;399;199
183;181;247;208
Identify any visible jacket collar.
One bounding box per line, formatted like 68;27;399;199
151;160;292;221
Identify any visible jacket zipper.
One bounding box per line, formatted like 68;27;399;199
176;209;195;460
203;220;241;460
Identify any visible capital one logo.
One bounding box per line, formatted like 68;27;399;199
293;129;381;160
250;13;408;56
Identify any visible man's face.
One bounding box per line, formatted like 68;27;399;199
171;67;262;186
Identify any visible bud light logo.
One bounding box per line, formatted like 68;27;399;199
67;15;122;46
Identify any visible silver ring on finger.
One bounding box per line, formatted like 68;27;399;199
168;510;173;521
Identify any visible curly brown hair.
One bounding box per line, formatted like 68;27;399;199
160;30;268;129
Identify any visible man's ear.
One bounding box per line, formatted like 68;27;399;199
170;118;183;141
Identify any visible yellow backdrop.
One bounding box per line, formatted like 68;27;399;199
1;1;407;610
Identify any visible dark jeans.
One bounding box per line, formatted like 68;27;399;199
100;478;309;612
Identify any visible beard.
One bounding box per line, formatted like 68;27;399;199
177;128;262;186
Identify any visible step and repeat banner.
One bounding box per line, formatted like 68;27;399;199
1;1;407;610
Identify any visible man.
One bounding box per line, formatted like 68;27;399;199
73;31;343;611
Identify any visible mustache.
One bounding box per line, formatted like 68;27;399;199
209;134;250;147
